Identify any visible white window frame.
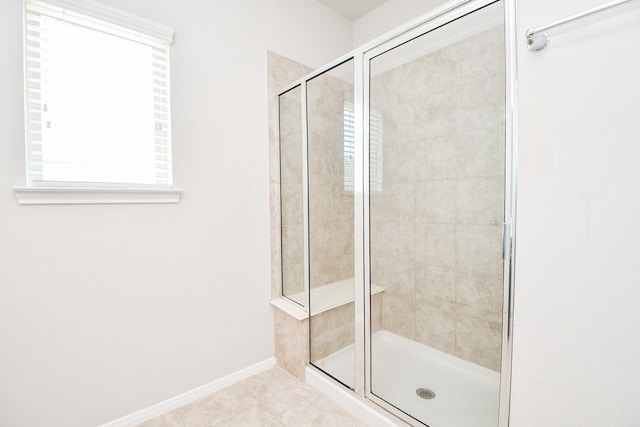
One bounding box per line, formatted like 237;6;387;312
13;0;181;204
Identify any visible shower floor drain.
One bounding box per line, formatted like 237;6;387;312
416;388;436;400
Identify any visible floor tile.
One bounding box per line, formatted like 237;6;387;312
280;394;368;427
215;405;284;427
134;367;369;427
163;383;259;427
136;417;168;427
239;368;317;415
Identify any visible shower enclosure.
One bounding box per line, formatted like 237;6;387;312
277;0;515;425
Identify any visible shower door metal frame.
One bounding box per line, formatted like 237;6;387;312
356;0;518;425
275;0;518;423
500;0;518;426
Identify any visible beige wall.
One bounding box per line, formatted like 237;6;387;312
273;56;355;300
274;58;357;305
269;51;360;369
306;66;358;365
268;52;311;380
270;25;506;372
276;83;306;298
268;52;315;300
310;294;383;362
369;25;505;371
307;67;355;290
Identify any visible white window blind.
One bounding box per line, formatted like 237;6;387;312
23;0;174;188
369;108;384;192
343;102;355;192
343;101;383;192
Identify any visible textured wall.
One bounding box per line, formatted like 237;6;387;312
310;293;383;363
273;56;355;300
269;52;359;371
268;52;313;300
278;86;305;298
268;52;312;381
369;25;505;371
307;66;355;290
271;24;506;373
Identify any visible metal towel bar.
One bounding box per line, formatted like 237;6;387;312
526;0;636;51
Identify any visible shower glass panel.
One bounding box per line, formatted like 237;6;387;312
278;85;305;305
368;2;505;426
307;58;355;388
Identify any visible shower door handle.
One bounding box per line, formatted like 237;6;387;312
502;223;511;261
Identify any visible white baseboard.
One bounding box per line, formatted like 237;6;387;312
98;357;276;427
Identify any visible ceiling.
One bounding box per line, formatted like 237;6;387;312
315;0;389;21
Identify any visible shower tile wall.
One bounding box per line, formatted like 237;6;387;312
370;26;505;371
310;294;384;361
307;73;354;290
268;52;358;376
272;55;355;299
279;91;305;299
268;51;312;300
268;51;312;380
307;69;356;364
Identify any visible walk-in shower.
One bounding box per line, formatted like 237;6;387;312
277;0;515;425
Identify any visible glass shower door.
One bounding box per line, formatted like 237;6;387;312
306;59;356;388
278;85;305;305
367;2;506;425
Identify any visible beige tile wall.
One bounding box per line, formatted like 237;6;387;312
268;53;358;377
269;52;357;372
271;53;355;299
273;308;308;381
306;66;355;290
268;52;313;300
279;87;304;298
306;63;358;364
369;26;505;371
269;23;506;375
310;293;383;362
268;52;312;380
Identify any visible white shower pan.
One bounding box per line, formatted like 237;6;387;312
314;330;500;427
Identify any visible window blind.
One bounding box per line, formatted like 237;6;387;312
369;108;384;192
343;101;383;193
23;0;174;187
343;102;355;192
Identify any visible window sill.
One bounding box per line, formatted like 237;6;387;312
13;186;182;205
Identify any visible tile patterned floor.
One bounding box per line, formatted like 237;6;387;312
135;367;369;427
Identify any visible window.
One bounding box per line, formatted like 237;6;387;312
343;102;383;193
22;0;174;190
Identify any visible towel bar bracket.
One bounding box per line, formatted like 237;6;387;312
526;29;549;52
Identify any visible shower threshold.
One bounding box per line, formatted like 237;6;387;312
315;330;500;427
